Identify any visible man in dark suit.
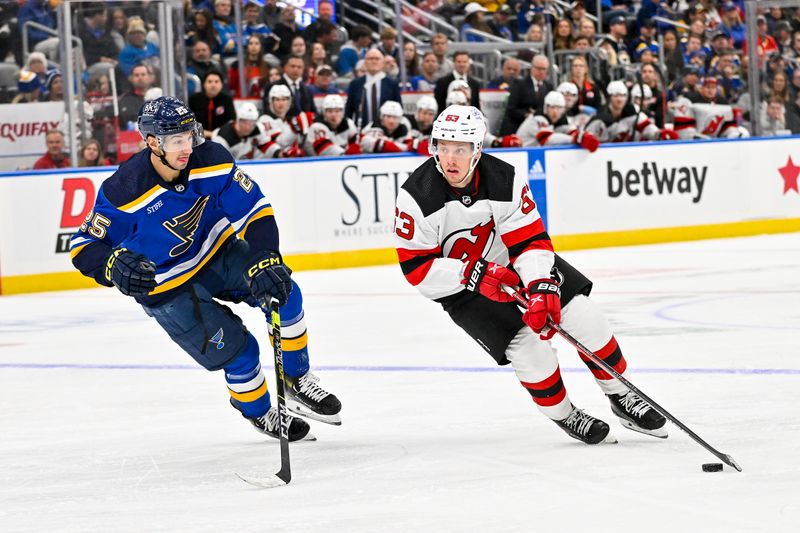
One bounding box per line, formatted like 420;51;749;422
344;48;402;128
263;54;316;118
499;54;553;135
434;50;481;112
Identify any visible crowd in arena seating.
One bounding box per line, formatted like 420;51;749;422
1;0;800;169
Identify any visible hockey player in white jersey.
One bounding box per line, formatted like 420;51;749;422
211;102;273;160
302;94;362;156
672;77;749;139
394;105;666;445
403;95;438;155
585;81;678;143
558;81;596;129
256;84;305;158
360;100;412;153
516;91;599;151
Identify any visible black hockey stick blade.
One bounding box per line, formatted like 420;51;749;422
236;470;290;488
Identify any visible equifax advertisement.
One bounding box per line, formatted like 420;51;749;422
0;102;65;171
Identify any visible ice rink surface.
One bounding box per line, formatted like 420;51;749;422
2;233;799;532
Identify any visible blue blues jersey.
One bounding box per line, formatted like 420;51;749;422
70;141;278;303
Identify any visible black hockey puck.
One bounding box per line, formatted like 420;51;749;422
702;463;723;472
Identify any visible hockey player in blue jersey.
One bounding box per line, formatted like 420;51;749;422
70;96;342;441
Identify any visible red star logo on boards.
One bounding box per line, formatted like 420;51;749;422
778;156;800;194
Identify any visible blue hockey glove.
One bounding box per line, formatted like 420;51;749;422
105;248;157;296
244;251;293;307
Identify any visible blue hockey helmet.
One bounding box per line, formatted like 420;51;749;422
137;96;204;151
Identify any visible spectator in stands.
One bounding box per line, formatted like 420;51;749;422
746;15;780;66
310;65;338;95
790;68;800;101
43;69;62;102
212;0;238;57
303;0;335;43
188;40;227;88
33;130;70;170
312;20;340;60
24;51;48;86
488;4;516;41
639;63;665;127
460;3;492;42
266;55;316;118
267;66;281;84
273;4;302;60
377;27;401;64
306;42;329;80
767;71;791;103
0;2;16;64
761;96;788;136
577;18;595;42
11;69;42;104
719;3;746;49
603;15;631;66
431;33;454;78
345;48;402;128
262;0;282;30
785;92;800;133
434;50;481;112
487;57;521;90
85;72;115;157
291;35;307;62
662;29;684;83
118;64;154;127
500;54;552;135
78;139;110;167
789;30;800;61
691;76;727;104
672;65;701;100
186;9;221;55
228;35;270;98
119;17;160;77
404;42;420;78
629;19;657;60
189;69;236;139
410;52;439;91
553;18;574;51
108;8;129;52
18;0;56;51
568;55;601;111
336;24;372;78
774;21;793;53
77;5;118;67
243;0;275;47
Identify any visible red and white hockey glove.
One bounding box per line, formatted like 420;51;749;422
522;279;562;340
492;134;522;148
289;111;315;135
281;143;306;158
462;257;521;303
659;128;679;140
375;138;404;153
344;142;362;155
572;130;599;152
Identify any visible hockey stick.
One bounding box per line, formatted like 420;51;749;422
503;285;743;472
237;300;292;488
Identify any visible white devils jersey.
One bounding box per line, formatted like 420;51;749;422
303;117;359;156
585;103;661;142
516;114;576;147
672;96;748;139
211;120;273;160
394;154;554;301
256;111;299;157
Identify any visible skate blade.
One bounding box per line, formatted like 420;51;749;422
287;400;342;426
236;472;289;488
618;418;668;439
255;427;317;442
602;432;618;444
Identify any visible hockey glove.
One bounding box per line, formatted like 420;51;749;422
289;111;315;135
492;134;522;148
105;248;157;297
244;251;293;307
281;143;306;158
344;142;362;155
522;278;562;340
572;130;599;152
659;128;679;140
462;257;521;303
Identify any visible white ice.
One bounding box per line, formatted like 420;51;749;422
1;233;799;532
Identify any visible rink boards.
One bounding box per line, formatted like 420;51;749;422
0;136;798;295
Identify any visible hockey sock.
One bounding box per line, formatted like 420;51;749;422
225;333;270;418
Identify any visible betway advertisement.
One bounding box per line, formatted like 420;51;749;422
544;138;800;235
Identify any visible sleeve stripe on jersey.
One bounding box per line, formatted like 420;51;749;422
236;206;275;239
501;219;546;248
312;138;334;154
118;184;168;213
188;162;234;180
402;257;436;286
396;246;442;263
636;118;652;132
69;242;90;259
508;233;553;260
231;197;273;231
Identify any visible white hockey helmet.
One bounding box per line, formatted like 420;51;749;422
321;93;345;110
268;83;291;100
447;79;470;94
237;102;259;121
630;84;653;99
415;95;438;114
380;100;404;118
544;90;566;108
446;90;469;106
606;80;629;97
430;104;487;179
556;81;578;97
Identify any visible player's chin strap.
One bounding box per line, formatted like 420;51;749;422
153;147;180;171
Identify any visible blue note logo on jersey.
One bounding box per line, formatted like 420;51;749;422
163;196;210;257
209;328;225;350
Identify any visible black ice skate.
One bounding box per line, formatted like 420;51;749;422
553;405;614;444
285;371;342;426
230;398;315;441
608;391;668;438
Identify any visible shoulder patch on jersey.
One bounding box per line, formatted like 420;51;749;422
401;158;450;217
102;150;160;209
